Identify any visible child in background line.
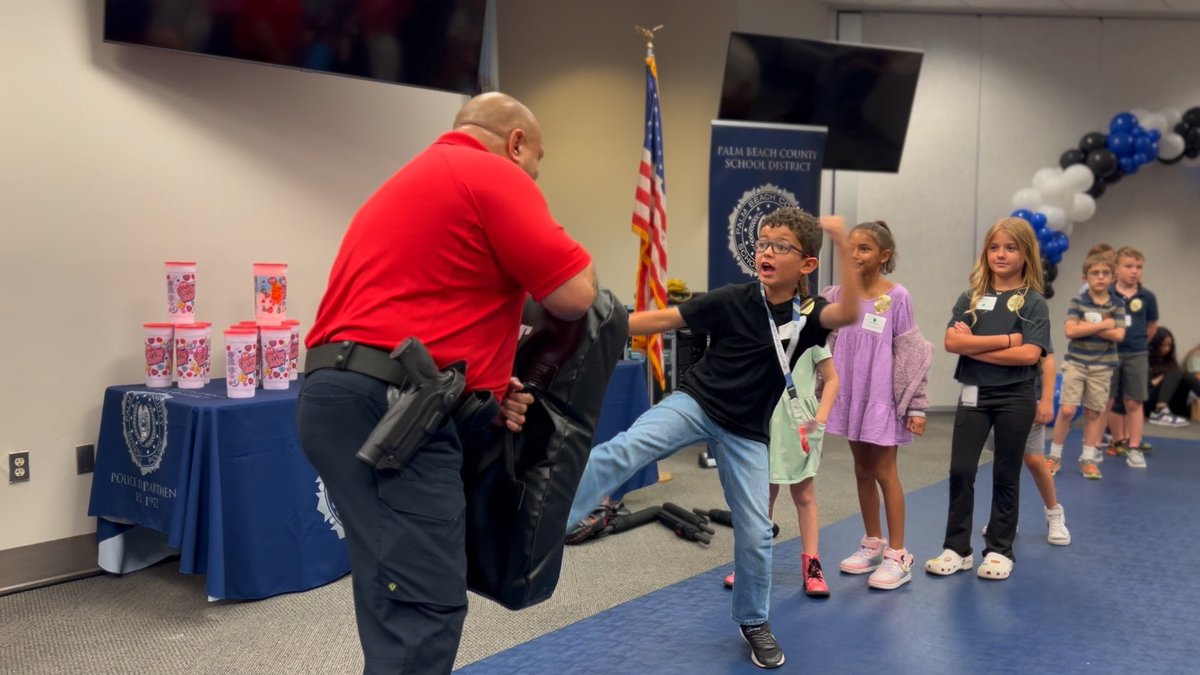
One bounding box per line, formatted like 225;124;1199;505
1078;243;1115;296
724;345;840;597
566;208;863;670
822;221;931;591
927;217;1050;581
1046;254;1125;479
1105;247;1158;468
1146;328;1192;426
983;353;1070;546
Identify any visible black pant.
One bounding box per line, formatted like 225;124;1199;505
297;368;467;675
943;381;1035;561
1144;366;1200;418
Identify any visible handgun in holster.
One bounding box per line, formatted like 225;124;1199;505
355;337;466;471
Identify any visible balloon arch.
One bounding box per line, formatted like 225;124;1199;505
1006;105;1200;299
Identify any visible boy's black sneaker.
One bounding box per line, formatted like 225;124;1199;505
740;622;785;669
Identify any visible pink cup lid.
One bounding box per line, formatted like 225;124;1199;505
236;320;259;326
192;321;212;328
281;319;301;326
224;327;258;335
143;322;176;328
165;260;196;266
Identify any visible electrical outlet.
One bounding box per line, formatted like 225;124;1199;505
8;451;30;484
76;444;95;475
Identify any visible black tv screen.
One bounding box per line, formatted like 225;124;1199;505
103;0;490;96
718;32;923;173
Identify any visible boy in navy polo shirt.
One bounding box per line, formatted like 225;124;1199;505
1105;246;1158;469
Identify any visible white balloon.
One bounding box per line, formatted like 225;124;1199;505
1033;167;1070;202
1012;187;1043;211
1159;133;1186;160
1040;206;1067;231
1141;113;1168;135
1062;163;1095;192
1070;193;1096;223
1129;108;1151;124
1162;107;1183;127
1058;221;1074;237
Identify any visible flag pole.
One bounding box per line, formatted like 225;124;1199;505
633;24;664;407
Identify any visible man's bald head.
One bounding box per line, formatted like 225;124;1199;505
454;92;544;180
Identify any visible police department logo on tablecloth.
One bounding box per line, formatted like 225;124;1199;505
727;184;798;277
316;477;345;539
121;391;170;476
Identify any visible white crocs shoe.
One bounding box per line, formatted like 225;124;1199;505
925;549;973;576
976;552;1014;580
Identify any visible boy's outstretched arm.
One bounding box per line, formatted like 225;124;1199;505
629;306;685;336
817;216;862;329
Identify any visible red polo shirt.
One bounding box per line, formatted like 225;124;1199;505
307;132;591;400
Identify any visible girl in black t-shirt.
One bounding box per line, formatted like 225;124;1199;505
926;217;1051;581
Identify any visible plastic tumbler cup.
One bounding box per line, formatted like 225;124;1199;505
259;325;292;389
193;322;213;384
143;323;175;388
165;261;197;324
173;324;208;389
253;262;288;323
237;321;264;387
224;328;259;398
281;319;301;381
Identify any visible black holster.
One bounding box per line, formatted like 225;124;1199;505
354;337;466;471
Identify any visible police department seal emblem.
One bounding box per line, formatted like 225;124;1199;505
727;184;799;277
316;477;345;539
121;391;170;476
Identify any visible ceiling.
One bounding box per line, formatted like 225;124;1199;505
823;0;1200;19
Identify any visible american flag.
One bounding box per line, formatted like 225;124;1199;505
631;50;669;389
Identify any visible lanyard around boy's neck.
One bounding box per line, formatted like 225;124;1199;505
759;283;812;453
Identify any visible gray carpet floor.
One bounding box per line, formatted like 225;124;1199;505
1;413;1195;674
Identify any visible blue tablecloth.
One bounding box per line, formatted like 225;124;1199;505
86;362;655;600
87;378;350;600
595;361;657;500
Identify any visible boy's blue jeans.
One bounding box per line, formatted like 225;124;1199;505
568;392;774;625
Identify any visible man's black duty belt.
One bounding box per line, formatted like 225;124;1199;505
305;340;409;387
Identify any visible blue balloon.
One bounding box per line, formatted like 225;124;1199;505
1148;129;1162;142
1037;227;1055;246
1131;126;1146;137
1119;155;1136;173
1049;248;1064;264
1107;131;1135;157
1053;232;1070;252
1132;152;1149;167
1134;135;1153;154
1029;212;1048;231
1109;112;1137;133
1011;208;1034;222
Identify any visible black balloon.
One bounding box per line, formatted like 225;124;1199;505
1186;126;1200;149
1106;165;1124;185
1183;106;1200;127
1059;148;1086;169
1043;283;1055;300
1042;258;1058;283
1176;121;1192;136
1187;144;1200;160
1086;175;1107;198
1079;132;1107;153
1085;148;1117;178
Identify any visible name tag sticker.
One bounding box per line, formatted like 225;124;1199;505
960;384;979;407
777;321;798;341
1084;311;1102;324
862;313;887;334
976;296;997;311
1125;314;1133;327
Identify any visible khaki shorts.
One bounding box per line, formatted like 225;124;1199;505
1109;352;1150;403
1060;360;1114;412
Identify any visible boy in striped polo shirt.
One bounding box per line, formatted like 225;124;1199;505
1045;254;1126;479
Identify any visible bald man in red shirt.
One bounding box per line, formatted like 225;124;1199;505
299;92;596;674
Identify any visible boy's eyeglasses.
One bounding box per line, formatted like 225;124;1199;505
754;239;805;256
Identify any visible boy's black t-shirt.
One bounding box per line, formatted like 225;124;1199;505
947;288;1051;387
677;282;831;443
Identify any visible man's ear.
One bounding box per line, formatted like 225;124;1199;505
506;128;525;162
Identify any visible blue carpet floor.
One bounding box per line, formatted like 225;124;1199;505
460;433;1199;674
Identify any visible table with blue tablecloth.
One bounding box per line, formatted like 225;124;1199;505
87;378;351;601
87;361;655;600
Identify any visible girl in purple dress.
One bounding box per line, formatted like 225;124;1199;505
821;221;931;591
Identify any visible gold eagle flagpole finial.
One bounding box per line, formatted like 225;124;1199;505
635;25;663;56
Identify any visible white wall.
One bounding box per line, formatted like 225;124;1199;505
0;1;465;550
860;12;1200;408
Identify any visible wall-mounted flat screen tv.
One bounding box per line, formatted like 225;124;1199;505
103;0;490;96
718;32;923;173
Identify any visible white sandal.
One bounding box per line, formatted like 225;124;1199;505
924;549;973;575
976;552;1013;580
